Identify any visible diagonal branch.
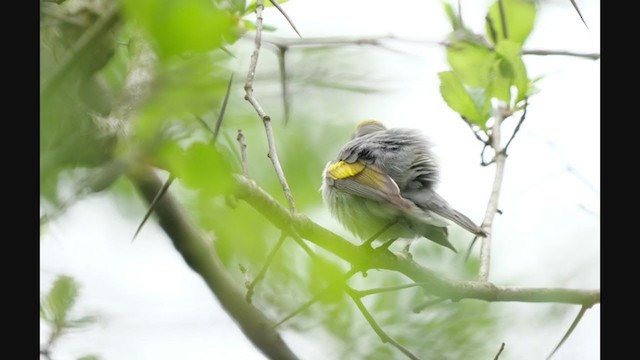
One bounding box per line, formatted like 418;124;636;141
345;287;420;360
244;0;297;212
245;232;287;304
130;167;300;360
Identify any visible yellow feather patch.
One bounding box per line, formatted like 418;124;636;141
326;161;365;180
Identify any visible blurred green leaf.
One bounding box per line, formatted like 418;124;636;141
43;275;79;327
495;40;529;102
438;71;486;127
446;41;494;88
443;2;460;31
170;142;234;196
485;0;536;46
123;0;239;58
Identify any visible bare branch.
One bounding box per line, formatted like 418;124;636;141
267;0;302;38
246;232;287;304
234;175;600;307
522;49;599;60
478;104;508;281
236;130;249;176
244;0;297;212
546;305;589;360
494;342;506;360
257;35;600;61
503;98;528;155
346;287;420;360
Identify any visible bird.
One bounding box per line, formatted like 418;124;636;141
321;120;486;252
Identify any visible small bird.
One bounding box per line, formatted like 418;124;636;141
321;120;486;252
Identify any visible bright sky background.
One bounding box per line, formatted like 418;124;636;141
40;0;600;359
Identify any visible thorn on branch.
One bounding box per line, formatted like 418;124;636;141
236;129;248;176
546;305;589;360
246;232;288;304
267;0;302;38
493;342;506;360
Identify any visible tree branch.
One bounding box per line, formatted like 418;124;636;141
257;35;600;61
478;105;508;281
244;0;297;212
130;168;300;360
233;175;600;306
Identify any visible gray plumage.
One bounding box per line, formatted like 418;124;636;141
322;120;485;252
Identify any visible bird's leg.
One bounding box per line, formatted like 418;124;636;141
377;237;399;250
361;219;398;248
400;240;413;259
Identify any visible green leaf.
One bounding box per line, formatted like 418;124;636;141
44;275;80;327
485;0;536;46
483;58;512;115
438;71;486;127
123;0;239;58
170;142;234;196
443;2;460;31
495;40;529;102
446;41;495;87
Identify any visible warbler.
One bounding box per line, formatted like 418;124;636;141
321;120;486;252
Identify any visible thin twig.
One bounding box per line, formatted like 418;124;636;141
345;287;420;360
276;47;291;126
546;305;589;360
569;0;590;30
213;73;234;142
494;342;506;360
412;298;447;313
257;35;600;61
522;49;599;60
267;0;302;38
503;98;528;155
132;175;175;242
246;232;288;303
497;0;508;40
274;268;358;327
478;104;508;281
244;0;297;213
236;129;249;176
357;282;429;297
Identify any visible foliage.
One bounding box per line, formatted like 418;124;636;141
440;0;536;128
